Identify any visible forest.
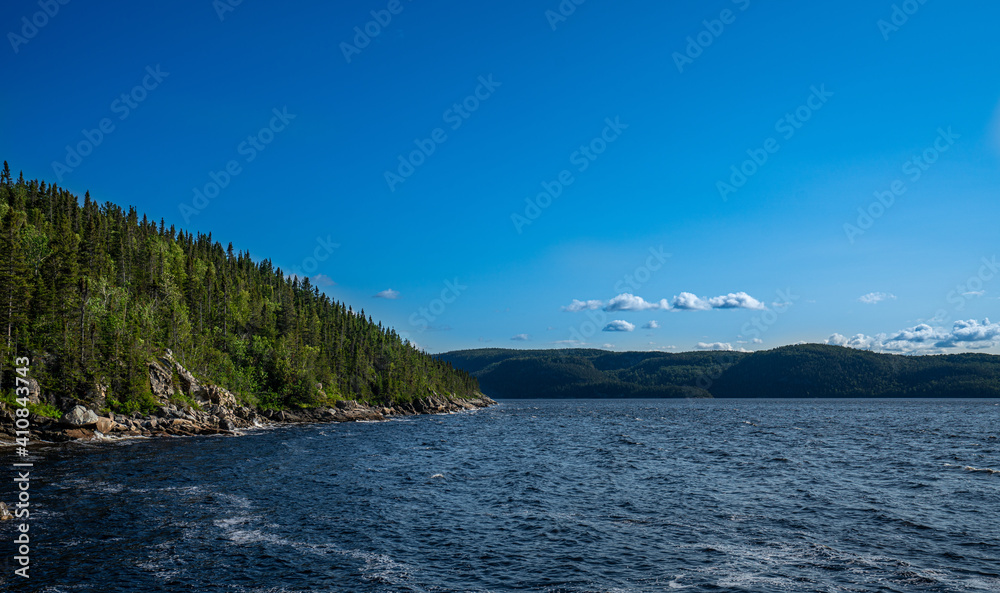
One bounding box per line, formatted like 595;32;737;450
0;162;478;415
440;343;1000;399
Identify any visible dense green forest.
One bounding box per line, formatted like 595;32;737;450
0;163;478;414
440;344;1000;399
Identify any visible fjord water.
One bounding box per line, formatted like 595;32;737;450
7;399;1000;592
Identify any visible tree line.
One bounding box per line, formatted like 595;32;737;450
0;162;478;413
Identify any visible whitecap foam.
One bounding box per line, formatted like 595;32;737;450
963;465;1000;474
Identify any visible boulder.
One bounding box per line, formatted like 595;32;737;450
95;417;118;434
61;405;99;427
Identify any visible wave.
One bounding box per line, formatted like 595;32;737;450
944;463;1000;475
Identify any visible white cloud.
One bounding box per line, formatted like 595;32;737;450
671;292;711;311
937;318;1000;348
826;333;884;350
602;343;616;349
510;333;531;341
563;299;604;312
565;292;767;313
858;292;896;305
827;318;1000;353
605;293;668;312
963;290;986;297
671;291;765;311
374;289;400;299
889;323;943;344
643;320;660;329
706;292;767;310
752;338;763;344
310;274;335;287
697;342;735;351
603;320;635;332
552;339;586;346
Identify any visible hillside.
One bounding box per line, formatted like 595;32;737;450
439;344;1000;399
0;163;480;419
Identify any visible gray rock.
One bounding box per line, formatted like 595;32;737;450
204;385;238;408
148;360;175;401
61;405;99;427
26;378;41;405
166;354;202;398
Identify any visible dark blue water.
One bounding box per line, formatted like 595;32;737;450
3;399;999;592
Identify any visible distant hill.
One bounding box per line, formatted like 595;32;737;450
438;344;1000;398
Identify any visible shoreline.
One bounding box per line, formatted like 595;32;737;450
0;394;497;446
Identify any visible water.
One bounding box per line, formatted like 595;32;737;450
3;399;999;592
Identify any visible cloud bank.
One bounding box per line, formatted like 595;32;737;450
695;342;749;352
562;292;766;313
826;318;1000;353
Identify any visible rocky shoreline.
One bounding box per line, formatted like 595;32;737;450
0;394;497;444
0;351;496;444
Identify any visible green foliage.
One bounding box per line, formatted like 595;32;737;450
107;395;159;416
0;392;61;419
0;163;479;411
170;391;203;412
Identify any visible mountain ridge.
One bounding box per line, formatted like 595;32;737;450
438;344;1000;399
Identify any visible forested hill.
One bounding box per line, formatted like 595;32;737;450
0;163;478;414
439;344;1000;399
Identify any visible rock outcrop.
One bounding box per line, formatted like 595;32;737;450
148;359;175;400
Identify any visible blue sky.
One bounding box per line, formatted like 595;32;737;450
2;0;999;354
